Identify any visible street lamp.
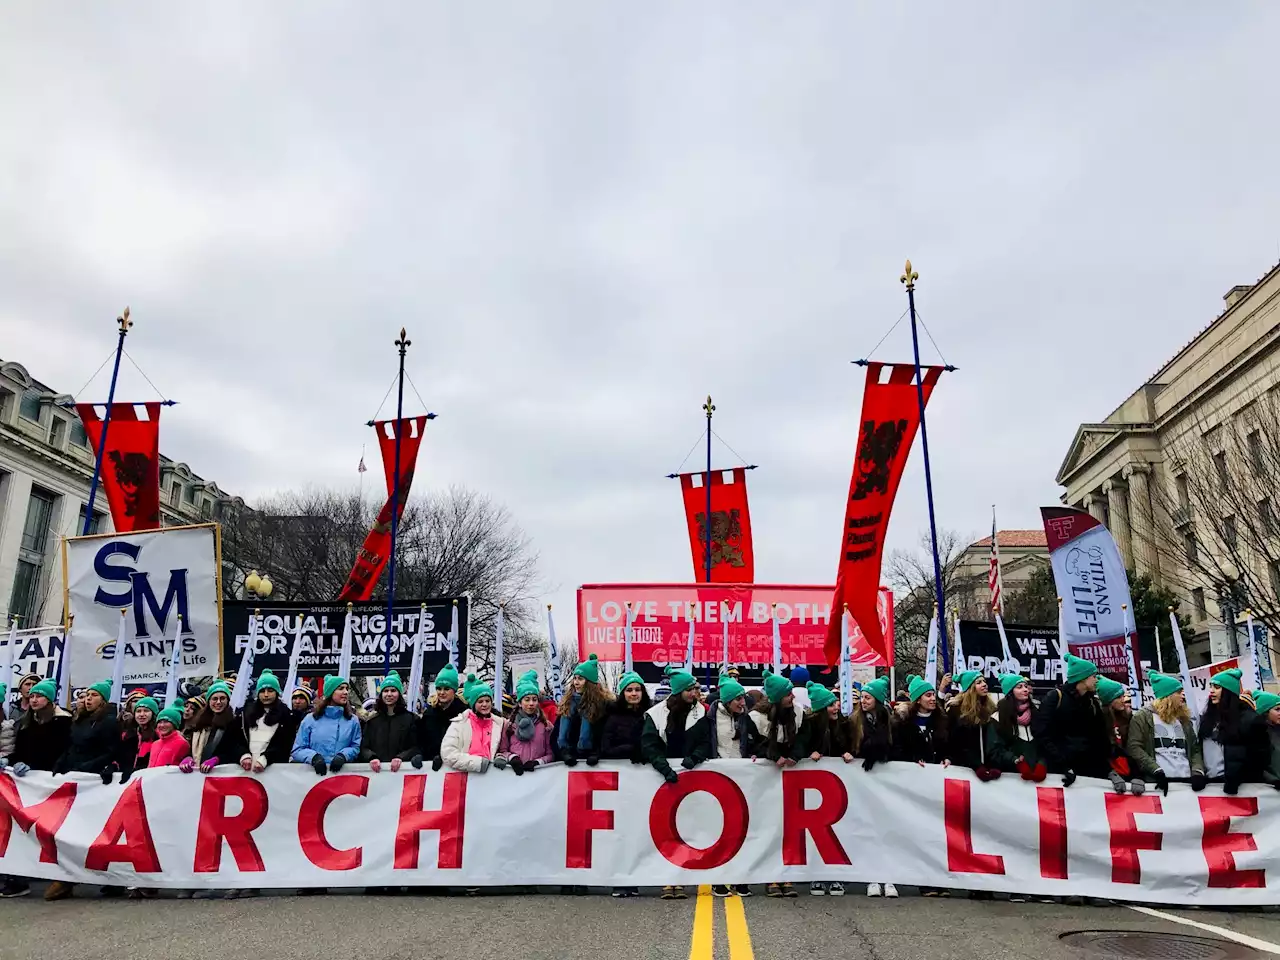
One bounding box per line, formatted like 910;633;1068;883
244;570;274;601
1216;564;1247;658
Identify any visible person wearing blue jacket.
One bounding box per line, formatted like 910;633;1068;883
292;675;361;774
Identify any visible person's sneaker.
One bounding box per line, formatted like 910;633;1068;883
867;882;883;897
661;886;677;900
0;880;30;898
612;888;629;898
809;881;827;896
767;883;784;898
1010;893;1028;903
99;886;124;898
175;890;195;900
672;886;688;899
712;885;732;898
884;883;899;899
828;881;845;897
44;881;74;901
734;885;753;898
781;883;797;898
464;887;480;897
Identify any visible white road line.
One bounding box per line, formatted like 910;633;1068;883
1127;905;1280;955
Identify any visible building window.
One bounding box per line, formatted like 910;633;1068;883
7;559;42;627
1271;561;1280;601
49;417;66;448
21;488;56;554
69;419;88;448
1213;451;1229;491
1248;430;1265;474
199;498;212;519
77;504;104;535
183;484;196;505
171;482;183;505
1183;531;1198;564
1175;473;1190;508
1223;515;1238;550
1261;498;1276;534
1192;588;1206;621
18;389;42;422
10;487;57;627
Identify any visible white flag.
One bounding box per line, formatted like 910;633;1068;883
2;617;16;715
994;614;1015;673
953;614;965;674
448;600;460;670
1169;610;1198;722
1246;610;1262;694
771;605;783;675
685;605;696;673
721;612;730;675
283;613;305;708
230;613;259;712
164;613;185;707
1122;604;1143;708
494;605;506;704
546;605;564;701
405;604;427;712
336;604;354;682
109;610;129;704
923;610;940;689
623;603;634;673
58;617;74;706
839;607;854;715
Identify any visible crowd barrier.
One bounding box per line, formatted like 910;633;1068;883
0;761;1274;905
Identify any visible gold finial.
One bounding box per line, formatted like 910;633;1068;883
546;603;552;611
703;395;715;418
118;307;132;334
1121;603;1128;611
346;602;354;610
1057;597;1063;607
900;260;918;291
453;599;458;606
254;607;261;617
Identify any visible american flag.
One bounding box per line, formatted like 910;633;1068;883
988;509;1004;615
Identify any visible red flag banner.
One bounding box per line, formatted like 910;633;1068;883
337;416;429;601
678;467;755;583
825;363;944;665
74;402;162;532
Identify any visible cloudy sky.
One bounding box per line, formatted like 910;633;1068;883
3;3;1278;640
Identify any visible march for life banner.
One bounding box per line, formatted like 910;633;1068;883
63;524;223;690
1041;506;1136;677
577;584;891;667
1;763;1274;905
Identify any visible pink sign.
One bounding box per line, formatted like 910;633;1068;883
576;583;891;667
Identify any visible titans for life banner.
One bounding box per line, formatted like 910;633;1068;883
222;599;468;680
0;763;1273;905
677;468;755;583
827;363;943;666
63;525;222;691
73;402;162;532
0;627;65;698
1041;506;1137;675
956;620;1159;691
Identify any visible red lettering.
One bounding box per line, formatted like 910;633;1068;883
649;771;749;869
1037;786;1068;880
84;779;161;872
1200;797;1264;889
781;769;851;866
394;773;466;870
0;776;77;864
193;777;268;873
1105;793;1162;884
566;771;617;869
298;775;368;871
943;779;1004;875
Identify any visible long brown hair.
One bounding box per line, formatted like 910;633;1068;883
313;684;355;720
805;708;853;756
123;708;158;743
950;687;995;727
558;679;613;723
848;700;892;755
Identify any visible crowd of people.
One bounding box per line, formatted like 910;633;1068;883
1;651;1277;903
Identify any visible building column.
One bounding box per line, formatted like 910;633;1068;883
1123;462;1160;582
1103;477;1132;570
1083;492;1107;523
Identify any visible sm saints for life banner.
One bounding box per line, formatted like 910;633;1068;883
827;362;943;665
1;763;1274;904
677;468;754;582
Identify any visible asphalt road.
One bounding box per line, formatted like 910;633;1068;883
3;884;1279;960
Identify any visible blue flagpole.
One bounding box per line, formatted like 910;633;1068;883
82;308;132;534
385;328;410;677
703;395;715;582
901;261;951;674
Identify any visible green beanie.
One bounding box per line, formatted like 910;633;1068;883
999;673;1027;696
1147;671;1183;700
434;664;459;691
88;679;113;701
717;673;746;703
615;670;645;696
516;670;543;700
206;680;233;700
379;671;405;694
762;669;793;705
955;670;982;693
157;705;184;727
1210;668;1243;695
862;676;890;705
461;672;481;703
469;680;495;704
1064;654;1099;684
1253;691;1280;716
134;696;160;717
29;678;58;702
666;666;697;696
0;683;5;702
321;675;346;700
256;669;282;694
907;674;935;703
573;654;601;684
807;682;837;712
1096;677;1127;706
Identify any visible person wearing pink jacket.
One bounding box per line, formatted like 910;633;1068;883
498;672;555;774
151;706;192;768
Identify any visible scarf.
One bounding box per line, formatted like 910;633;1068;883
468;711;494;758
515;712;539;742
1016;701;1033;726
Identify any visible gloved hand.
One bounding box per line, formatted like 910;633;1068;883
1016;758;1033;781
329;755;345;772
493;756;509;770
630;753;644;764
1153;771;1169;796
200;758;218;774
311;756;328;776
411;754;424;770
1108;771;1128;794
100;766;115;785
0;758;8;772
431;756;443;772
390;758;402;773
862;757;877;772
681;756;698;770
179;757;195;774
1062;770;1077;788
585;754;599;767
1190;772;1207;792
12;762;29;777
524;760;538;771
1273;781;1280;791
975;766;997;783
370;759;382;773
1129;779;1146;796
1224;779;1240;796
983;766;1002;781
663;770;679;785
119;765;134;785
1031;763;1048;783
476;759;491;774
509;756;525;774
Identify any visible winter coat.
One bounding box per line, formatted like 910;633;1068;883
498;712;555;765
191;714;251;767
148;729;191;767
0;718;15;760
10;708;72;771
115;727;157;775
986;714;1040;771
419;696;467;760
1127;708;1204;780
747;705;804;764
1199;705;1267;789
1031;685;1111;778
705;700;763;759
1262;724;1280;786
600;703;648;761
797;712;855;759
641;699;710;777
892;706;948;764
556;696;606;755
945;701;995;770
240;701;298;768
292;706;362;764
854;709;893;765
55;709;120;774
440;710;506;772
360;707;420;763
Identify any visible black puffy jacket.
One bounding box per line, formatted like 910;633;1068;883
1031;685;1111;778
55;709;119;774
361;706;419;762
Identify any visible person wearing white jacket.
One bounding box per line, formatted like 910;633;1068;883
440;679;509;774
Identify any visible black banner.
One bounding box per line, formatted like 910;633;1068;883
632;660;841;690
222;598;468;681
956;619;1158;691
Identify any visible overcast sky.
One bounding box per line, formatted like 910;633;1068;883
3;3;1278;642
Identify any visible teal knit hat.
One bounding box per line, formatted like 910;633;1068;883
256;669;282;694
379;671;405;694
999;673;1027;696
1253;691;1280;716
762;669;793;705
134;696;160;717
666;666;697;696
1096;677;1127;706
206;680;233;700
1210;668;1243;695
862;676;890;704
321;675;346;699
461;672;480;703
955;670;982;693
717;673;746;703
615;670;645;696
87;679;113;701
1064;654;1099;684
1147;671;1183;700
29;678;58;702
807;682;837;711
573;654;601;684
907;674;935;702
512;670;540;700
434;664;460;691
156;705;184;727
469;679;495;704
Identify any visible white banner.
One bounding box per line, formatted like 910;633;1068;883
1188;656;1260;715
0;762;1275;905
1;626;65;693
63;525;223;691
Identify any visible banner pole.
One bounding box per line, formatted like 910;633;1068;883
83;308;132;534
385;327;411;676
901;262;949;673
703;395;715;583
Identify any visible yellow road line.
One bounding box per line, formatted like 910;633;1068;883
724;892;755;960
689;885;715;960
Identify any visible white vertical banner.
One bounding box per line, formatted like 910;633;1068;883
839;606;853;715
1169;610;1198;722
230;613;258;712
493;605;506;701
2;617;16;713
164;613;184;707
336;604;354;681
994;614;1015;672
923;609;940;689
108;610;129;703
1122;604;1143;708
1245;610;1262;692
623;602;634;673
721;610;730;675
546;605;565;701
953;613;965;674
448;601;460;670
405;603;427;712
685;604;696;673
771;604;783;674
283;613;305;707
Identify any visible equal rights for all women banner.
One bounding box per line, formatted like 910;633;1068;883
1;763;1273;905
